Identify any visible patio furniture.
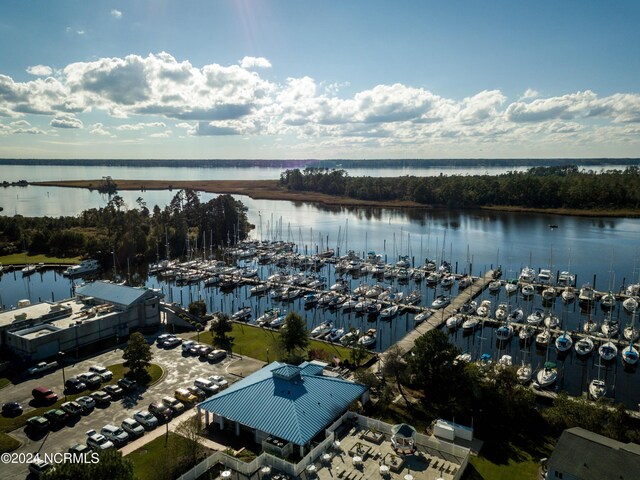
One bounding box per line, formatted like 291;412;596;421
221;470;232;479
379;464;390;476
352;455;362;467
322;453;332;463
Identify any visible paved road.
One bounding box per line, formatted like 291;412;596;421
0;335;264;479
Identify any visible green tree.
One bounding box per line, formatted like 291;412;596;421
381;345;411;407
122;332;152;383
279;312;308;359
43;449;134;480
188;300;207;317
175;417;206;470
349;343;369;367
210;313;234;351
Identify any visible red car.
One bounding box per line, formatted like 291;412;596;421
32;386;58;404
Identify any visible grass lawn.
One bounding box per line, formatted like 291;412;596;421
128;432;215;480
0;252;81;265
0;363;163;453
196;323;371;364
0;378;10;389
466;453;540;480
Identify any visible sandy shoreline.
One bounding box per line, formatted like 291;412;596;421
30;179;640;217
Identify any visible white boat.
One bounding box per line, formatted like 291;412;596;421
557;271;575;287
405;290;422;305
459;300;477;315
476;299;491;317
535;362;558;388
583;317;598;334
497;354;513;368
626;283;640;297
365;285;383;298
600;292;617;310
598;341;618;362
537;269;553;285
340;329;360;346
431;295;450;309
544;314;560;329
366;302;382;315
519;266;536;283
327;328;346;343
414;310;432;324
623;296;638;313
257;308;281;327
462;316;479;332
495;303;508;321
454;352;472;364
458;275;473;289
561;286;575;303
508;307;524;322
555;331;573;353
357;328;377;348
622;343;639;365
518;325;536;342
579;284;596;304
541;286;556;301
396;268;410;281
380;304;399;319
269;314;287;328
329;279;347;292
517;362;533;384
64;259;100;277
340;297;359;311
574;336;594;356
624;323;640;342
589;379;606;400
536;329;551;347
446;314;463;330
231;306;252;322
488;280;502;293
504;281;518;295
521;284;535;298
601;318;619;338
250;282;270;295
304;293;320;306
311;322;333;338
426;272;441;285
21;264;37;276
353;283;369;296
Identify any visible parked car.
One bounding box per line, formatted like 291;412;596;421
2;402;23;416
133;410;158;430
78;372;102;388
28;459;52;476
175;388;198;404
207;349;227;362
118;378;138;392
65;377;87;393
25;416;50;433
197;345;213;357
186;385;207;401
89;365;113;381
90;390;112;406
75;395;96;411
194;377;219;395
208;375;229;389
121;418;145;438
161;396;185;415
28;361;58;375
103;384;124;398
43;408;67;425
60;401;84;417
68;443;91;456
163;336;182;348
148;401;172;421
100;424;129;447
156;333;173;344
32;386;58;404
182;340;196;352
86;430;114;450
188;343;204;355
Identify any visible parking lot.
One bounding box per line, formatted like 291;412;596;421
0;335;264;479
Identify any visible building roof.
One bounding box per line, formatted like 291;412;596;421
198;361;367;446
75;282;155;307
549;427;640;480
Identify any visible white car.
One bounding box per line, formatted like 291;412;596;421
121;418;145;438
89;365;113;381
182;340;196;352
28;459;53;476
161;396;185;415
133;410;158;430
100;424;129;447
75;395;96;410
208;375;229;389
86;430;114;450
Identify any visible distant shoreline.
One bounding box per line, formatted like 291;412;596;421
31;179;640;218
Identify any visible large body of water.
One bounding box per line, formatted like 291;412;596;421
2;163;640;408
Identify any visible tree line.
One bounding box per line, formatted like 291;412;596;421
0;189;251;267
279;165;640;210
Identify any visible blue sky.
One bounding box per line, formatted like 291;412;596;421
0;0;639;159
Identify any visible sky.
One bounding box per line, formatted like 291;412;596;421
0;0;639;160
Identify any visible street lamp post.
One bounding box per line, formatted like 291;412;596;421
58;351;66;401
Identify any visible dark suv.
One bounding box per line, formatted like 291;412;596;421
148;401;172;422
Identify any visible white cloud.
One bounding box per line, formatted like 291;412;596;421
111;9;122;19
50;114;83;129
90;122;111;136
149;130;172;138
116;122;166;131
239;56;272;69
26;65;53;77
521;89;540;100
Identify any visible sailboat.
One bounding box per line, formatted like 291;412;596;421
535;361;558;388
623;310;640;342
622;341;639;366
555;330;573;353
598;339;618;362
517;355;533;384
588;362;606;401
574;335;595;357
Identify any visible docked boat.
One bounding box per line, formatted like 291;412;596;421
496;323;514;342
327;328;346;343
527;309;544;326
626;283;640;297
446;314;463;330
495;303;508;321
357;329;377;348
517;362;533;384
496;354;513;368
561;286;576;303
504;281;518;295
574;336;595;356
365;285;383;298
310;322;333;338
537;269;554;285
328;294;347;309
431;295;450;309
21;264;37;276
340;329;360;346
257;308;281;327
440;274;455;289
598;341;618;362
600;291;617;310
622;343;639;366
601;317;619;338
555;331;573;353
521;284;535;298
508;307;524;322
583;317;598;334
459;300;477;315
366;302;382;315
269;314;287;328
557;271;576;287
476;299;492;317
231;306;252;322
458;275;473;289
519;266;536;283
380;304;399;319
414;310;432;324
541;286;556;301
426;272;441;285
250;282;270;295
462;316;479;333
488;280;502;293
304;293;321;306
340;296;359;311
518;325;536;342
405;290;422;305
624;323;640;342
544;313;560;329
623;296;638;313
588;379;606;400
579;284;596;304
535;329;551;347
64;259;100;277
535;361;558;388
329;279;347;292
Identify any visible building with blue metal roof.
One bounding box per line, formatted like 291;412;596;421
197;361;368;456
